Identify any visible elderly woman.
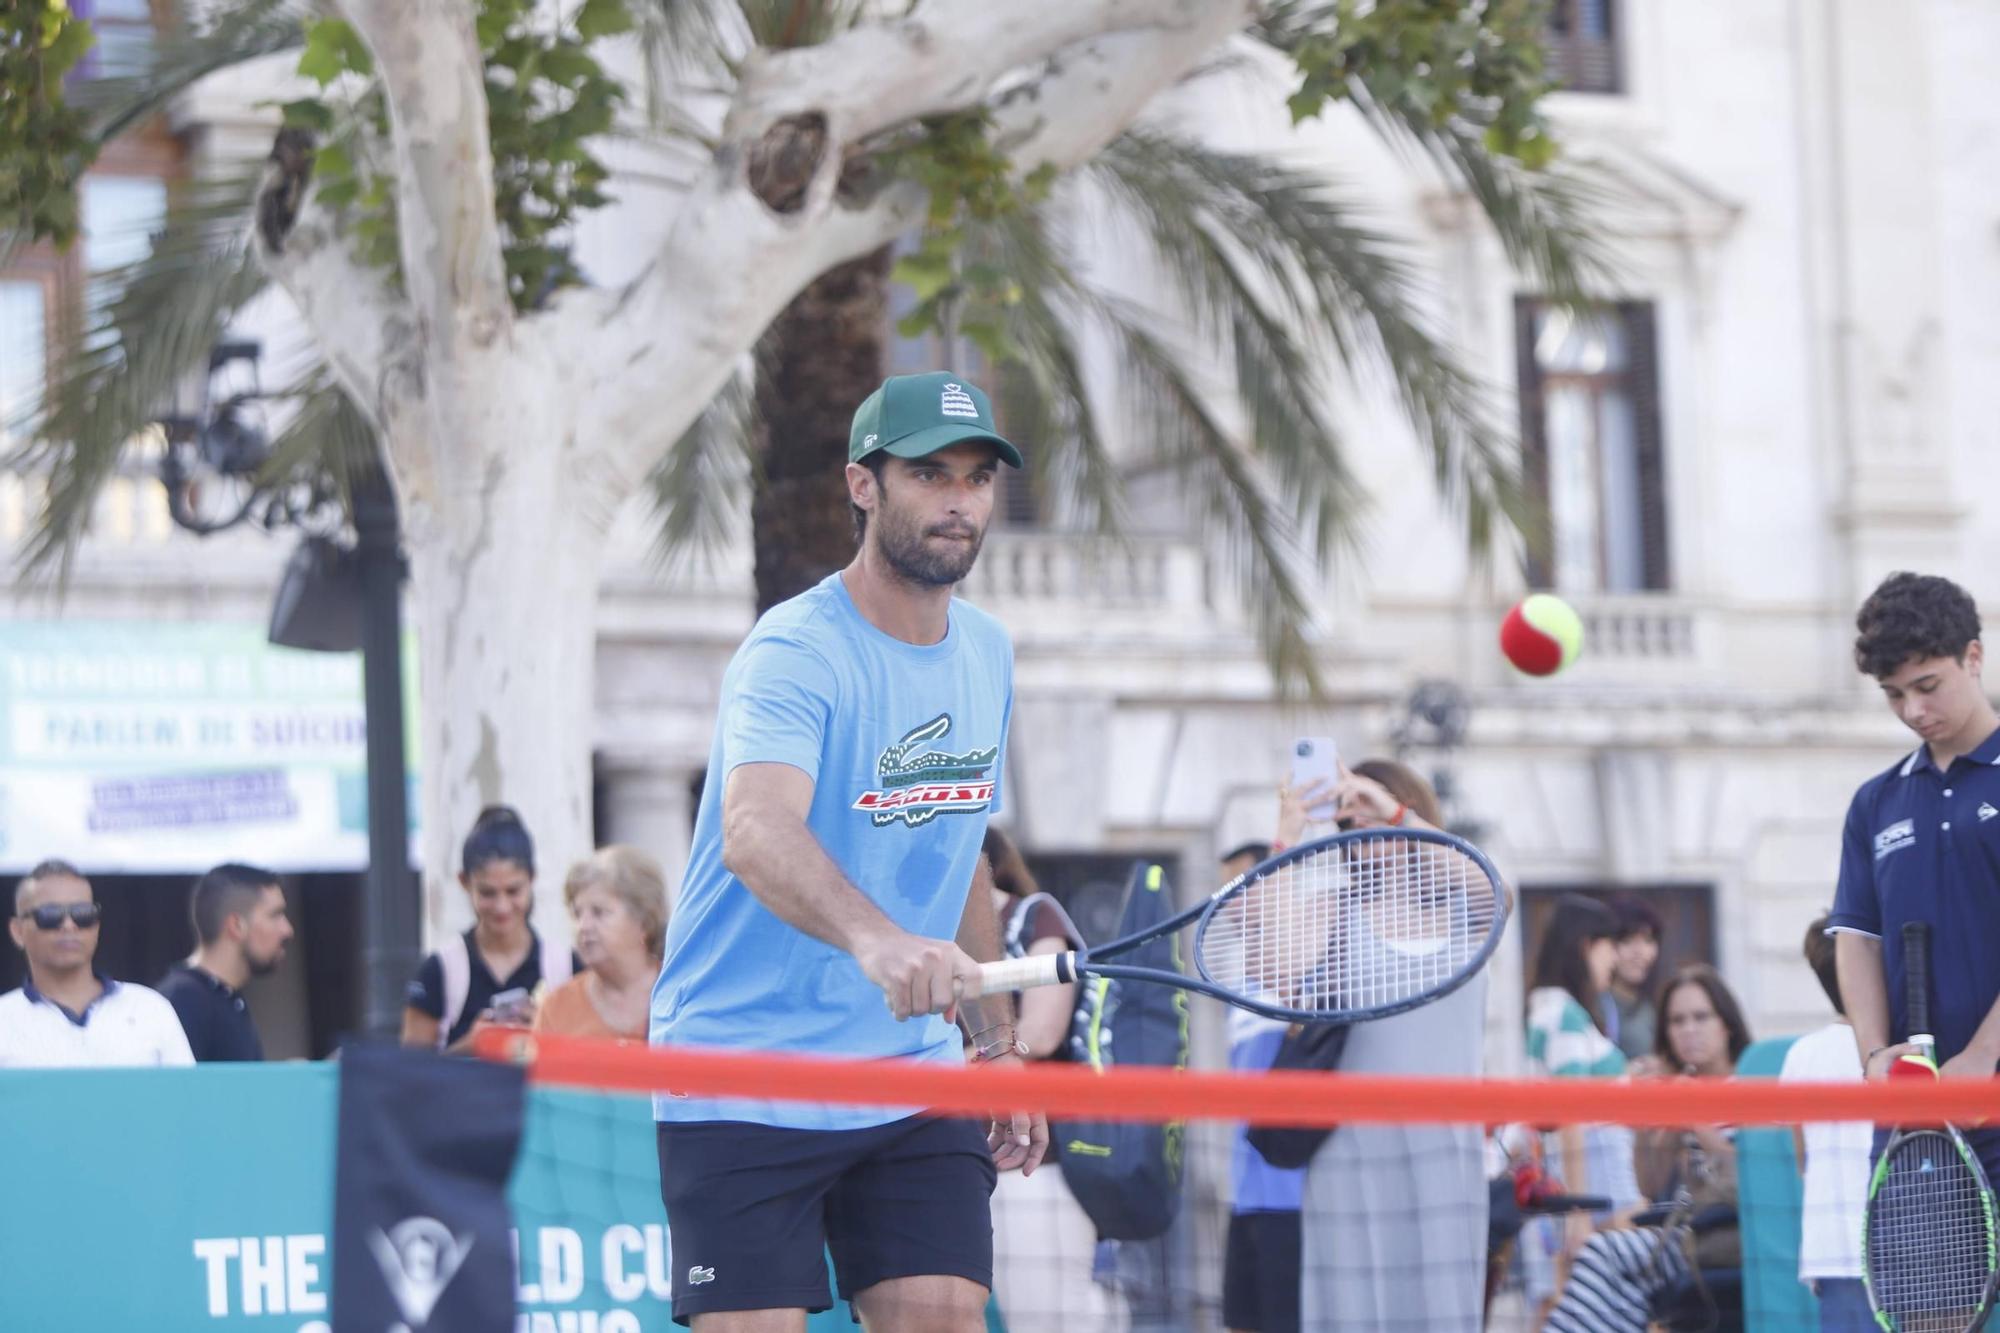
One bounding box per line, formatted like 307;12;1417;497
533;845;669;1041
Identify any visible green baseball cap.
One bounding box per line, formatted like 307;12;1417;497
848;371;1024;469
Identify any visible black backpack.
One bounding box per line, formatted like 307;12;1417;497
1051;860;1189;1241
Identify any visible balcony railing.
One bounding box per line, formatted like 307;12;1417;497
962;533;1209;612
1578;598;1698;662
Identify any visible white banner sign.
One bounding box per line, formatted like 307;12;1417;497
0;621;418;873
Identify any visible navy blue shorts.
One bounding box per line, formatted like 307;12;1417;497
656;1114;997;1325
1222;1209;1302;1333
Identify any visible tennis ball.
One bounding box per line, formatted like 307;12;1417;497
1887;1051;1939;1082
1499;594;1584;677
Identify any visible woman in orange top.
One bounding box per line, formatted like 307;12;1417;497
534;845;668;1041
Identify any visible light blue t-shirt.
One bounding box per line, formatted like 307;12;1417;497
650;573;1013;1129
1228;1012;1306;1213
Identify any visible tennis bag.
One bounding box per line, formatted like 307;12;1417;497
1054;860;1190;1241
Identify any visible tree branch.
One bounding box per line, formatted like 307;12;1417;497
254;188;426;494
993;8;1258;176
575;1;1260;495
336;0;513;359
729;0;1223;146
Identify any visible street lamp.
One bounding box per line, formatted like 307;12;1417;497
156;339;419;1041
1391;678;1486;843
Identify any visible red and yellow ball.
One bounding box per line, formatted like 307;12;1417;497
1499;594;1584;677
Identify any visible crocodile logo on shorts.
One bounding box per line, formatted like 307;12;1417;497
853;713;998;828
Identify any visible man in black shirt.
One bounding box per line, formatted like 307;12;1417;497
157;864;294;1062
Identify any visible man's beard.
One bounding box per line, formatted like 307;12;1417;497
873;503;986;588
247;947;282;978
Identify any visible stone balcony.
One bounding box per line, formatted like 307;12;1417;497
3;462;1859;716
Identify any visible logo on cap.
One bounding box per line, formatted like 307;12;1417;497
940;382;978;420
862;434;878;449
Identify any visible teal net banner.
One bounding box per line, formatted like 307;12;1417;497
0;1064;847;1331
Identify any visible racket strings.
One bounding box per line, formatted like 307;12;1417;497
1197;836;1500;1017
1868;1132;1997;1330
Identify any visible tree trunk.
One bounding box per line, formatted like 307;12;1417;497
401;414;609;954
750;246;895;615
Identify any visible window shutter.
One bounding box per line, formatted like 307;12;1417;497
1514;297;1553;590
1622;301;1671;591
1546;0;1623;95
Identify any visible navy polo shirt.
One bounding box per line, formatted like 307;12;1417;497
1829;725;2000;1067
155;963;265;1063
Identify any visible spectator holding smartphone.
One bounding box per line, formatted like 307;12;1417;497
1299;760;1494;1330
402;805;574;1052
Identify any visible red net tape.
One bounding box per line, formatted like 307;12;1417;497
474;1029;2000;1127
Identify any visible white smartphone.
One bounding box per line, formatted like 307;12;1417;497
488;987;533;1024
1290;736;1340;823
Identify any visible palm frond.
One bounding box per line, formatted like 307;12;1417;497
1348;96;1620;305
9;171;267;581
75;0;308;146
960;209;1125;535
1104;310;1330;699
649;366;755;573
258;370;383;512
1086;131;1532;562
628;0;744;104
734;0;866;49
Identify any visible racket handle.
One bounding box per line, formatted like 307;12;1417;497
962;952;1077;997
1902;920;1932;1042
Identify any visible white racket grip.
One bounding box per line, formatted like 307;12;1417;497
965;951;1077;996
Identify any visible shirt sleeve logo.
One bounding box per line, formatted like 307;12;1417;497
853;713;998;827
1873;818;1915;860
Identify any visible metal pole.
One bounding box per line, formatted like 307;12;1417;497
354;473;419;1038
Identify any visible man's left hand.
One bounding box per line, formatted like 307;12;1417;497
979;1052;1050;1175
1939;1045;2000;1080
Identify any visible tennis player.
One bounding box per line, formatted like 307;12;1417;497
1829;572;2000;1181
651;371;1044;1331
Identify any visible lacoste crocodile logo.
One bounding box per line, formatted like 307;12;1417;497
853;713;998;828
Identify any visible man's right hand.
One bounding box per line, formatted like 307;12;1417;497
1864;1040;1922;1081
855;929;983;1021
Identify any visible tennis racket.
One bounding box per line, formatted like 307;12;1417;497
962;826;1508;1024
1862;920;2000;1333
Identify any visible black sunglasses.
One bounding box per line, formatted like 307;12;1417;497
19;903;102;930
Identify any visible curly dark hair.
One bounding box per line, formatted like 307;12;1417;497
1853;572;1981;679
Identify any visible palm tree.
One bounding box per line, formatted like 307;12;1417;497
6;1;1608;924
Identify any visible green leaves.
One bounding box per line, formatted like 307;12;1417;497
1;0;99;249
1262;0;1558;168
478;1;628;308
275;0;630;311
297;17;373;88
575;0;636;42
879;111;1052;361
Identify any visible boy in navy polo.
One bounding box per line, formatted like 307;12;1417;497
1829;572;2000;1180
